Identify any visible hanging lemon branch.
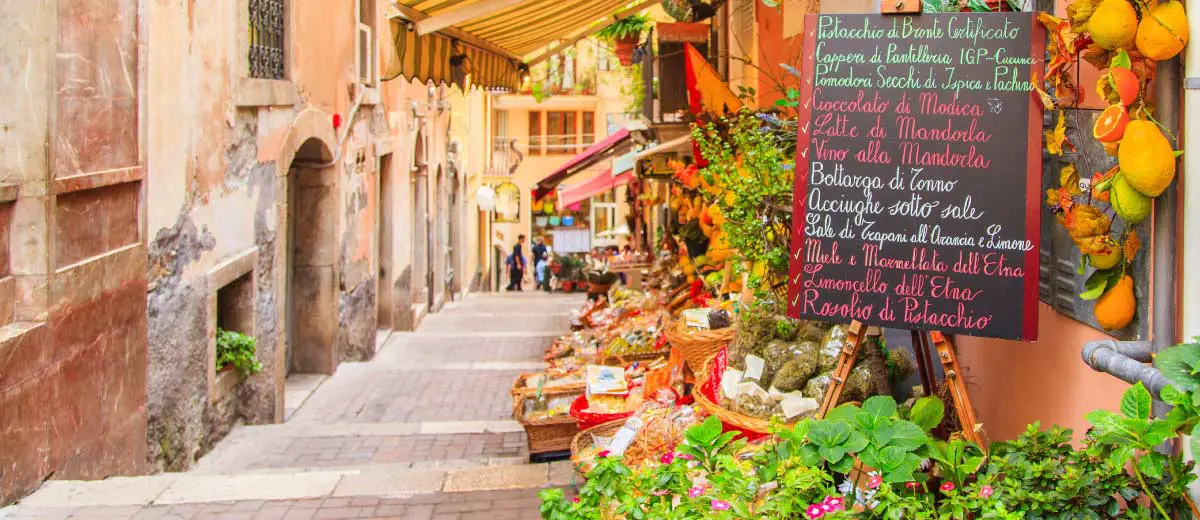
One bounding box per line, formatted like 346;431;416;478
1042;0;1188;331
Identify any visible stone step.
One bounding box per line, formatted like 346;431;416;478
10;461;575;509
191;420;533;475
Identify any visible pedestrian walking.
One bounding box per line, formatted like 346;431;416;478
531;238;548;289
507;235;527;291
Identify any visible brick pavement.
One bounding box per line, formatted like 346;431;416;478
1;292;586;519
226;432;528;472
2;488;573;519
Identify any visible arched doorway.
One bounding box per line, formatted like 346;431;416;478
286;138;338;375
411;132;431;313
448;163;462;294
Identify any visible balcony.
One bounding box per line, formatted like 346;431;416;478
639;23;721;127
484;137;524;178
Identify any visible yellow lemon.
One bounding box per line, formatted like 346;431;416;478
1118;120;1176;197
1088;0;1138;50
1110;175;1151;223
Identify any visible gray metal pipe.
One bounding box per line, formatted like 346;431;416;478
1153;56;1181;358
1082;340;1169;397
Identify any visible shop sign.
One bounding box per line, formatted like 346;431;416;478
787;12;1045;341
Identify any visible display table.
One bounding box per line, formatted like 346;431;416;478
609;263;653;290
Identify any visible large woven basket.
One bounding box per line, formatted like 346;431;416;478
511;375;584;454
694;355;859;438
664;321;736;372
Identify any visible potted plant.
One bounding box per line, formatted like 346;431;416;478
679;219;708;258
596;15;651;66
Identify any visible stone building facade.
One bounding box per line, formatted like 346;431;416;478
0;0;494;503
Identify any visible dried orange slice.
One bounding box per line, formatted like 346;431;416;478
1093;104;1129;143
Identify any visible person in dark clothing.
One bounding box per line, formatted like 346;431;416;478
507;235;527;291
531;238;548;289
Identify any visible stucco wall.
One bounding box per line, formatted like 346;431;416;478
143;0;391;471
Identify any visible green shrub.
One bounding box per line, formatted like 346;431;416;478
216;329;262;378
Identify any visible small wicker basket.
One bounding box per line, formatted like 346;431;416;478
511;375;584;455
664;321;736;372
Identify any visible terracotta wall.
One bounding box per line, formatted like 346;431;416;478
0;0;147;503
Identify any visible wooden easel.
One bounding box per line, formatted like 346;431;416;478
816;320;985;448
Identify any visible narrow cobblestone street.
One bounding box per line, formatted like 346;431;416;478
2;292;581;520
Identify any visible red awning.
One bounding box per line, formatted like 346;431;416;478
558;169;634;208
533;129;632;200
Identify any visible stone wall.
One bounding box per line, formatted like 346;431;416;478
0;0;148;503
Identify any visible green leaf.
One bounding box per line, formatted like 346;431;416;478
1079;270;1111;300
826;404;861;424
819;445;847;463
1155;341;1200;390
1086;409;1138;444
844;431;870;453
798;444;822;466
830;455;855;473
870;422;896;447
909;397;945;432
863;396;899;421
1107;445;1135;467
879;446;907;471
1137;452;1165;479
1159;384;1189;407
1111;48;1133;70
1191;424;1200;457
886;420;929;450
1120;382;1153;420
1143;420;1178;446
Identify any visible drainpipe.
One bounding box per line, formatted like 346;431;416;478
1081;57;1182;403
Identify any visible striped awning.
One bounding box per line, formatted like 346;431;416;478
387;0;638;90
385;20;522;90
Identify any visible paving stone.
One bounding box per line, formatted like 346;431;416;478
3;293;583;518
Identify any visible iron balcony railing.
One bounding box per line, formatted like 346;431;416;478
485;137;524;177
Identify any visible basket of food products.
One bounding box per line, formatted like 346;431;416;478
693;305;913;437
512;374;586;455
569;357;681;431
664;307;736;371
571;395;706;477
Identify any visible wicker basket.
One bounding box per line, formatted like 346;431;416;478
694;355;859;437
570;419;627;478
597;350;668;366
511;375;584;454
664;321;736;372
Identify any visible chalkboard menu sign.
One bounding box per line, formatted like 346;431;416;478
787;13;1045;341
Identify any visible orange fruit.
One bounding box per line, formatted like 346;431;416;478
1136;0;1190;60
1108;67;1139;106
1094;275;1135;330
1093;104;1129;142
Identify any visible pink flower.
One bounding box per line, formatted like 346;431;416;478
979;485;994;499
652;489;670;496
677;453;695;461
867;475;883;489
806;504;825;519
688;486;705;499
660;451;676;464
711;499;731;511
573;497;580;503
598;450;610;458
905;482;921;491
940;482;955;492
822;496;845;512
